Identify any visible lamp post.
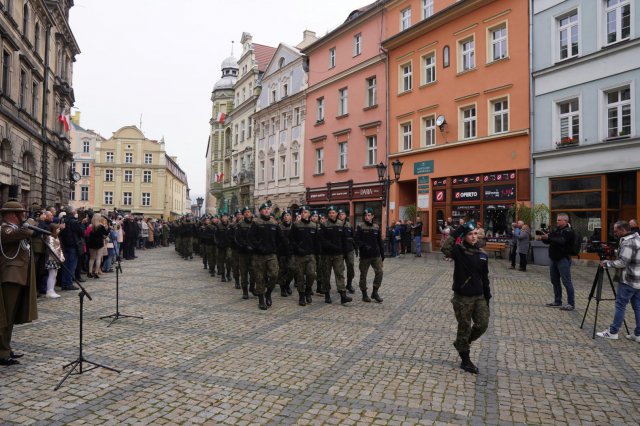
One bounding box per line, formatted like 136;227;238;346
376;159;403;236
196;197;204;217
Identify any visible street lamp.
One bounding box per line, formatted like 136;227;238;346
196;197;204;217
376;160;403;238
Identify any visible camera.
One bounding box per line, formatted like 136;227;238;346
586;241;618;260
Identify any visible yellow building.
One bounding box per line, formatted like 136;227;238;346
94;126;190;219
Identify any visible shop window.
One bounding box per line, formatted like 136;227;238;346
354;201;383;229
484;204;514;237
551;192;601;210
551;176;601;191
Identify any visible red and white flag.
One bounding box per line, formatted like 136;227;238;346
57;108;70;132
216;112;226;123
215;172;224;183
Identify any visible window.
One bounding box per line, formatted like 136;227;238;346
491;99;509;134
462;106;477;139
606;86;631;138
294;107;301;126
317;97;324;122
366;135;377;165
338;88;348;116
280;155;286;178
282;113;288;130
104;191;113;205
401;122;412;151
422;0;434;19
19;69;29;110
282;83;288;97
338;142;348;170
106;152;114;162
490;25;508;61
558;12;579;60
315;148;324;174
80;186;88;201
260;160;265;182
22;4;28;36
31;80;38;116
366;76;377;107
401;63;412;92
105;169;113;182
329;47;336;68
460;38;475;71
144;153;152;164
558;98;580;142
124;170;133;182
34;22;40;53
123;192;132;206
248;118;252;137
143;170;152;183
269;158;275;180
83;140;90;153
278;57;285;68
69;188;75;201
423;116;436;146
423;53;436;84
443;45;450;68
1;50;9;95
401;8;412;30
235;124;239;143
271;89;276;103
353;33;362;56
292;152;299;177
125;152;133;163
81;163;89;176
241;120;246;140
606;0;631;44
142;193;151;206
270;118;275;134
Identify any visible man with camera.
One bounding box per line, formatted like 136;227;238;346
541;213;576;311
596;220;640;341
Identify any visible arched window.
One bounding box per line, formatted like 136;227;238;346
278;57;285;69
443;45;450;68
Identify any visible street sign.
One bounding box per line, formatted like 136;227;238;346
414;160;434;175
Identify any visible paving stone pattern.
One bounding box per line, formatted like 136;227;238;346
1;247;639;425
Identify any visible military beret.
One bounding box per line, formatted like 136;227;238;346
327;205;337;212
241;206;251;213
458;221;477;238
363;208;374;215
338;209;346;215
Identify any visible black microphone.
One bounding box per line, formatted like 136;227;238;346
22;222;51;235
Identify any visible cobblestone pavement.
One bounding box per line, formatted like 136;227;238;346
1;246;639;425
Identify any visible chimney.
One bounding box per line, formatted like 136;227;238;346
296;30;318;50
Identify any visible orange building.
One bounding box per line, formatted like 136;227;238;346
382;0;531;250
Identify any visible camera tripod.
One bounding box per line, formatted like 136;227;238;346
580;261;629;339
100;258;143;327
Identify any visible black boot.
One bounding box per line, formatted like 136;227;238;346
258;294;268;310
305;287;313;304
234;279;240;289
459;350;479;374
203;264;208;269
362;289;372;303
316;285;324;295
285;283;293;295
371;288;383;303
280;286;288;297
226;273;232;281
339;290;352;305
346;280;355;294
220;274;227;282
298;292;307;306
265;289;273;307
249;282;256;296
242;287;249;300
324;291;332;304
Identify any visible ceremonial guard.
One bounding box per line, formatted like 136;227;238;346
320;206;352;305
0;200;38;366
290;206;319;306
338;209;356;294
235;207;255;299
216;213;232;282
248;202;281;310
355;208;385;303
228;211;242;289
277;210;294;298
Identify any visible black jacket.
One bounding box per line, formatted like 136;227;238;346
235;219;253;254
248;215;280;255
320;219;345;255
277;222;292;256
59;216;84;249
342;223;355;254
216;222;230;248
87;225;109;250
543;225;575;261
443;239;491;299
290;219;320;256
355;221;384;259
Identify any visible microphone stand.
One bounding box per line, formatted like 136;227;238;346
36;233;121;391
100;257;143;326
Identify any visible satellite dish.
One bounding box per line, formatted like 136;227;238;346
436;115;446;128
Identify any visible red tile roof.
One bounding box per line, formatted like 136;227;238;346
254;43;277;73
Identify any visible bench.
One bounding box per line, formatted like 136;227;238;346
484;242;506;259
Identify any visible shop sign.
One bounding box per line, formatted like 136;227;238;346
483;170;515;182
453;187;481;201
330;188;350;200
485;204;510;210
588;218;601;231
418;194;430;208
418;176;430;185
483;184;516;200
432;178;447;187
417;187;429;194
434;189;446;203
308;190;328;201
352;184;383;200
454;205;480;211
414;160;434;175
452;174;481;185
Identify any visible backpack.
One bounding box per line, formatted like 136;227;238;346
570;229;582;256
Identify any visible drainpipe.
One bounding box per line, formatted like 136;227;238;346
528;0;536;223
40;24;51;207
380;43;390;237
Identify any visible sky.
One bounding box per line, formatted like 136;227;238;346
69;0;371;201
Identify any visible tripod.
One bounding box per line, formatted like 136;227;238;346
580;262;629;339
100;258;143;327
38;234;121;391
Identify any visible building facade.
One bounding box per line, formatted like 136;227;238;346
302;3;388;227
68;111;104;209
94;126;190;219
532;0;639;244
0;0;79;207
383;0;531;249
206;53;238;215
253;32;316;213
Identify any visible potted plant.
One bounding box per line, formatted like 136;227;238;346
555;137;578;148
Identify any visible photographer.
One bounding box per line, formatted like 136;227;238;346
541;213;576;311
596;221;640;341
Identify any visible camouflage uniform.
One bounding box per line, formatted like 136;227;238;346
181;220;195;259
228;220;240;288
355;219;385;301
342;219;356;293
277;220;294;297
235;216;255;298
319;218;347;296
248;213;281;309
202;223;217;275
216;219;231;281
290;217;320;305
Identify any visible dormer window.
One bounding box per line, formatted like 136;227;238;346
278;57;285;68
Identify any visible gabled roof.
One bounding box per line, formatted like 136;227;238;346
253;43;277;73
262;43;302;78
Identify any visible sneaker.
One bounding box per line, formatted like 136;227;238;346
596;329;619;339
559;304;575;311
545;302;562;307
625;334;640;342
45;291;61;299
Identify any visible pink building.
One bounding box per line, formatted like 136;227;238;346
301;2;388;227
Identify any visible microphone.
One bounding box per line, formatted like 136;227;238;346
22;222;51;235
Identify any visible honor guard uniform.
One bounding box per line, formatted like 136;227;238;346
216;213;232;282
248;201;281;310
355;208;385;303
235;207;255;299
228;210;243;289
338;210;356;294
277;210;294;298
290;206;320;306
319;206;352;305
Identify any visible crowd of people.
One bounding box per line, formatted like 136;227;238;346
387;218;424;257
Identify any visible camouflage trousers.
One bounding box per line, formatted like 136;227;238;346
277;255;293;288
322;254;346;292
251;254;279;295
183;237;193;258
451;293;490;353
315;255;325;290
230;248;240;282
238;252;254;291
217;247;231;277
207;245;217;274
292;255;316;294
202;243;212;268
358;257;383;291
344;251;355;283
174;236;182;253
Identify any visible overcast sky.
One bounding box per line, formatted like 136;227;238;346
69;0;369;201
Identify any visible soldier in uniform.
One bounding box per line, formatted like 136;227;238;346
441;221;491;374
209;215;220;276
174;219;183;256
277;210;294;298
199;218;210;269
216;213;232;282
193;218;201;256
0;200;38;366
310;211;324;295
338;209;356;294
228;211;242;289
320;206;352;305
248;201;281;310
290;206;319;306
355;208;385;303
235;207;255;299
182;217;196;259
201;218;216;275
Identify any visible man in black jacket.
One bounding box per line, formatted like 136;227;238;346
235;208;254;299
541;213;576;311
355;208;385;303
277;210;294;298
319;206;351;305
58;207;84;290
338;210;356;294
290;206;320;306
248;202;281;310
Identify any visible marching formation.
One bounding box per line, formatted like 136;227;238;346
170;202;385;311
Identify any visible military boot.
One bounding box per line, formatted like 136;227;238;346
298;291;307;306
339;291;353;305
220;274;227;282
258;294;268;310
242;287;249;300
371;288;383;303
361;289;372;303
249;282;256;296
226;272;232;281
305;286;313;304
265;288;273;307
235;279;241;290
280;286;288;297
459;351;479;374
324;291;332;304
203;263;208;269
284;283;293;296
346;280;355;294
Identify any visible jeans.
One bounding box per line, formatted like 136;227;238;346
391;239;398;257
610;282;640;336
414;236;422;256
550;257;574;306
61;247;78;287
103;249;115;271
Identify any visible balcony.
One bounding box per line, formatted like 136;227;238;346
210;182;223;195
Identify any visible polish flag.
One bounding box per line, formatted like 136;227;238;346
216;112;226;123
215;172;224;182
58;109;70;132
